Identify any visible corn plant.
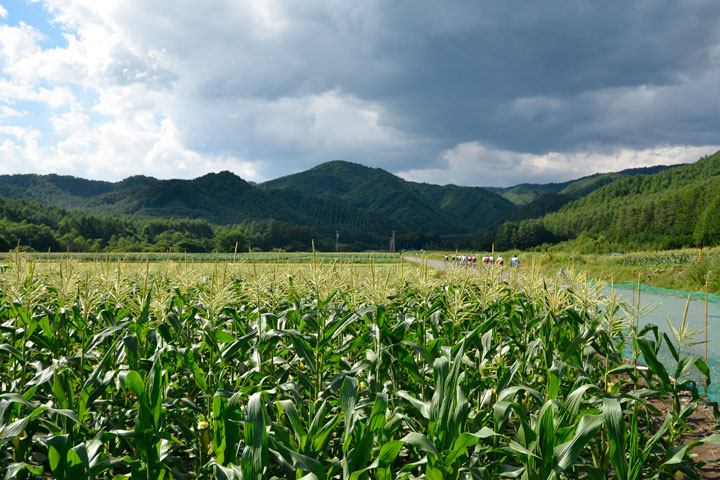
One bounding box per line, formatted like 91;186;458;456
0;254;717;479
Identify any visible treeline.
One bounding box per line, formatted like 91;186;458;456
0;194;499;253
489;153;720;253
4;152;720;254
0;195;464;253
0;197;333;253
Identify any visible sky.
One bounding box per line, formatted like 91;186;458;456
0;1;719;187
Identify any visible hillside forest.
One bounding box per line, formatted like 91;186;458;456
0;152;718;253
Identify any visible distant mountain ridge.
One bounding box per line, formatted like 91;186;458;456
0;159;686;250
485;164;677;206
0;170;402;247
261;160;516;233
535;153;720;249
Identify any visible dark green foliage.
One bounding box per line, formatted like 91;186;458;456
505;193;572;222
0;156;710;252
0;197;325;253
489;153;720;251
487;164;679;206
485;183;557;206
493;220;556;251
214;229;248;253
0;169;404;250
262;160;517;232
539;153;720;250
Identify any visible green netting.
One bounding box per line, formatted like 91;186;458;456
610;281;720;304
603;284;720;402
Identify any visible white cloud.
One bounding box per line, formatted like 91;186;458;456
0;125;39;141
0;109;266;181
0;22;44;77
0;0;429;180
250;90;413;152
397;143;718;187
0;105;24;118
0;0;719;185
50;108;87;134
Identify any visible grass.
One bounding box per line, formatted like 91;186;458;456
0;252;718;479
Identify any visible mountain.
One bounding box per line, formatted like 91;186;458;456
0;171;400;246
486;164;679;206
0;157;701;252
504;193;573;222
262;161;464;233
261;160;517;232
502;152;720;250
0;161;522;249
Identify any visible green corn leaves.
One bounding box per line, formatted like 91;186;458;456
241;392;269;480
124;360;169;479
0;256;716;478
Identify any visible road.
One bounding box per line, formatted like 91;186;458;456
403;255;511;280
403;255;493;272
402;255;450;270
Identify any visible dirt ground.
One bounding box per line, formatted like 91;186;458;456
655;389;720;479
617;365;720;479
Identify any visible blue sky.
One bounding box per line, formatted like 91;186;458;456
0;0;719;186
3;0;65;46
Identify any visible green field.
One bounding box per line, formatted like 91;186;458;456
0;253;717;478
0;251;402;264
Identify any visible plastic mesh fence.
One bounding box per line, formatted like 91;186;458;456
604;283;720;402
611;282;720;304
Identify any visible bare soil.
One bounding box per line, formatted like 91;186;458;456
653;389;720;479
616;365;720;479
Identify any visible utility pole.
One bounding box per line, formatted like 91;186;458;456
389;230;395;253
336;230;339;252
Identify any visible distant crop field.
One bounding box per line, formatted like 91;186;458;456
0;250;402;264
0;253;716;478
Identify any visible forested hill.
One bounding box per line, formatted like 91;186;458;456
0;172;403;249
485;164;677;206
0;156;703;252
0;195;328;253
493;152;720;251
261;160;516;231
0;162;521;246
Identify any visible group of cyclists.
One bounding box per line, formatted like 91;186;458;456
443;253;520;268
444;254;478;267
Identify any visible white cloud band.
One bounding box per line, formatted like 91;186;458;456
397;143;718;187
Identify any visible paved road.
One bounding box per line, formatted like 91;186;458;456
403;256;491;272
402;255;449;270
403;255;510;280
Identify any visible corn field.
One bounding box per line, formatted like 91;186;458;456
621;252;699;267
0;253;718;479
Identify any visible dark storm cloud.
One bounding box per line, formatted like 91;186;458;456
349;0;720;154
169;0;720;174
2;0;719;184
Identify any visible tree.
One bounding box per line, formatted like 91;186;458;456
215;229;247;252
